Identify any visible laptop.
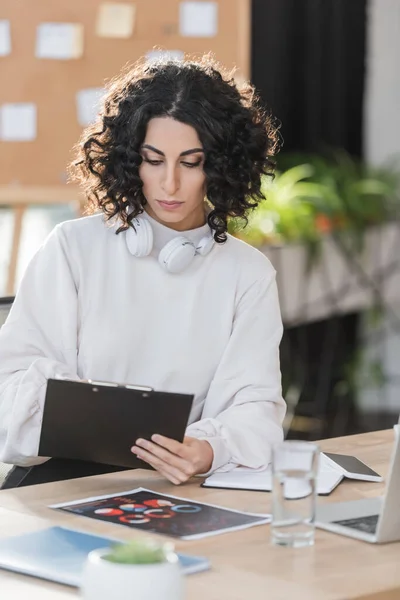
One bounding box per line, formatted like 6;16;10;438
316;426;400;543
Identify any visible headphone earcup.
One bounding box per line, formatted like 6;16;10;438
196;233;215;257
158;237;196;274
126;217;154;257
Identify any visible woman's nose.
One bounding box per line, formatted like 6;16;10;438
161;166;180;196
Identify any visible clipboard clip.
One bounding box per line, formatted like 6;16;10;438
88;379;153;392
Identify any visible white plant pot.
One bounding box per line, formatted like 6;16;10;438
81;547;184;600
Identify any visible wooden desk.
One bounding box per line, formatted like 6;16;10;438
0;430;398;600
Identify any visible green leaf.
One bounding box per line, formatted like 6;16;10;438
103;540;171;565
230;149;400;258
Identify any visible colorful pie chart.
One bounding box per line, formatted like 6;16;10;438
143;508;174;519
94;508;124;517
119;514;150;525
171;505;201;513
119;503;147;513
143;499;175;508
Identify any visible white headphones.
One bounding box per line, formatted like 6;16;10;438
126;216;215;274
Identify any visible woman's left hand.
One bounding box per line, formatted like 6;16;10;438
131;434;214;485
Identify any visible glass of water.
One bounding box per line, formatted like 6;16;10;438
271;440;319;548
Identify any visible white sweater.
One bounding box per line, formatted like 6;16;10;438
0;212;286;472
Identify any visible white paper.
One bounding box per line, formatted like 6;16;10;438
146;49;184;63
76;88;104;127
0;103;37;141
204;464;344;499
96;2;136;38
36;23;84;60
179;1;218;37
0;20;11;56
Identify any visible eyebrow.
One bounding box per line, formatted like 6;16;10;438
141;144;204;157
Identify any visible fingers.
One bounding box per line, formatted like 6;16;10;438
131;439;195;481
150;434;189;458
130;435;200;485
144;460;185;485
132;438;191;471
135;453;191;485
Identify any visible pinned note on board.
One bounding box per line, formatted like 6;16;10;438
179;1;218;37
0;103;37;141
35;23;84;59
96;2;136;38
0;20;11;56
76;88;104;127
146;49;184;62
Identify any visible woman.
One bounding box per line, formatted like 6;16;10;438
0;56;285;486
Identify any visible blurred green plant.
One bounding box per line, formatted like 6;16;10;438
104;540;171;565
230;151;400;407
230;151;400;264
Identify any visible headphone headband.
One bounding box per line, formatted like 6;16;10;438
126;216;214;274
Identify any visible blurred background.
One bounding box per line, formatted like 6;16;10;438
1;0;400;441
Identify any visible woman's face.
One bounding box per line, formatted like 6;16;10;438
139;117;207;231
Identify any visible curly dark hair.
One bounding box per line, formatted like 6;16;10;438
70;55;281;242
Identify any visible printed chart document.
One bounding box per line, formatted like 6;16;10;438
96;3;136;38
0;20;11;56
179;1;218;37
36;23;84;59
0;103;37;141
50;487;270;540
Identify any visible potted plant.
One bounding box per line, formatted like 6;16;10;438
230;151;400;437
81;539;183;600
231;151;400;257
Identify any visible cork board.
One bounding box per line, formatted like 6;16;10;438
0;0;251;187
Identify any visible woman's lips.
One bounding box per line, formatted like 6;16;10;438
156;200;183;210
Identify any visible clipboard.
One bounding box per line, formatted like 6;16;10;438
39;379;194;469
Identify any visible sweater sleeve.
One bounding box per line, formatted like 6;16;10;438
186;270;286;474
0;225;80;466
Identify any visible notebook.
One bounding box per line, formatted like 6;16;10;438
0;526;210;587
203;450;385;498
202;458;344;498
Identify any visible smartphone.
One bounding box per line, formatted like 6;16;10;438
322;452;383;482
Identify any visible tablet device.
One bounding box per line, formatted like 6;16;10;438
39;379;194;469
322;452;383;482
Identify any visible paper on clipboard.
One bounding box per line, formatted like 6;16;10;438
36;23;84;60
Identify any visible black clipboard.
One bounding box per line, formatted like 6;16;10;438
39;378;194;469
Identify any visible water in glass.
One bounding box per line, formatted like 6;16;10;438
271;441;319;548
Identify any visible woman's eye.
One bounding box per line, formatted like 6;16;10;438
182;161;201;168
144;158;162;166
142;158;201;168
